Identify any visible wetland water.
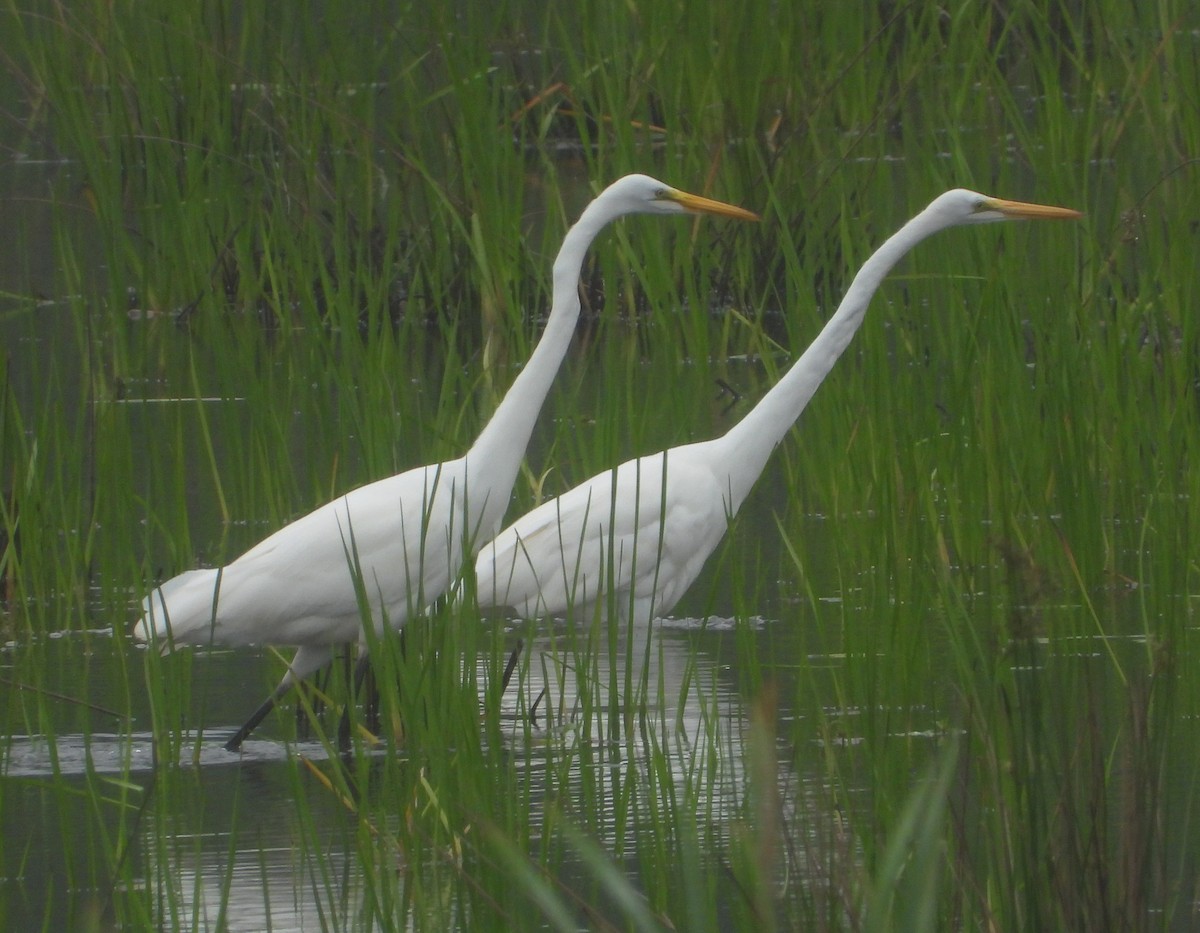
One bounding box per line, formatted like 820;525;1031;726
0;149;855;927
1;489;1186;929
4;620;776;930
4;187;1197;927
4;3;1200;928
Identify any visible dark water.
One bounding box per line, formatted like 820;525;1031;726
4;21;1198;929
2;618;822;930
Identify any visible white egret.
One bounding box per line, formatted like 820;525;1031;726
474;189;1081;624
133;174;758;750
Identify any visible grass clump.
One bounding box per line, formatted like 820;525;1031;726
1;0;1198;929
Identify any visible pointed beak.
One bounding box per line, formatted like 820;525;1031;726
667;189;760;222
981;197;1083;220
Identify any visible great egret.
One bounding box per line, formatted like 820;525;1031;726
474;189;1081;624
133;174;758;750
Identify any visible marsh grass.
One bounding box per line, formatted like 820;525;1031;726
3;0;1200;929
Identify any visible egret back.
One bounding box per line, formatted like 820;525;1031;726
135;459;475;650
475;444;730;624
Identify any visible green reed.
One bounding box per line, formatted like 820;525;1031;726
3;0;1199;928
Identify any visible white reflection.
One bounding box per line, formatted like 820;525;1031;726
491;615;810;865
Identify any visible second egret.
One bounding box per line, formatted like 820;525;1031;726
474;189;1081;625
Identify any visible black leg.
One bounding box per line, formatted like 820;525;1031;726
296;656;342;739
362;661;380;734
223;646;335;751
225;688;285;752
500;638;523;694
337;652;373;751
530;686;547;728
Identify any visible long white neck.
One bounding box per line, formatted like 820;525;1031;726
714;204;950;512
464;197;618;536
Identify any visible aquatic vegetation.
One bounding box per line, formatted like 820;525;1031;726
1;0;1197;929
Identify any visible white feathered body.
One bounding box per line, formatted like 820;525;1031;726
473;189;1081;628
135;456;484;651
126;175;762;746
474;440;734;624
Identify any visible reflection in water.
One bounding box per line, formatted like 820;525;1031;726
2;732;366;930
1;619;842;930
497;617;759;825
141;617;813;931
142;784;365;933
5;622;1160;929
487;615;839;909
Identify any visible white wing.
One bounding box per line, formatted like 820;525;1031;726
136;458;474;648
475;443;731;623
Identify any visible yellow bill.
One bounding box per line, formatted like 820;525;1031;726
981;197;1083;220
666;188;760;222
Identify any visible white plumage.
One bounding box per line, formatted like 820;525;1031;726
476;189;1081;625
133;174;757;749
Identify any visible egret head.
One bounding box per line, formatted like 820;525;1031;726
600;174;759;222
932;188;1083;226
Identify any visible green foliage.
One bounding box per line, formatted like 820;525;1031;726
1;0;1198;929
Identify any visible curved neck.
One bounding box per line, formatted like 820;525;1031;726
464;198;617;530
715;204;948;511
